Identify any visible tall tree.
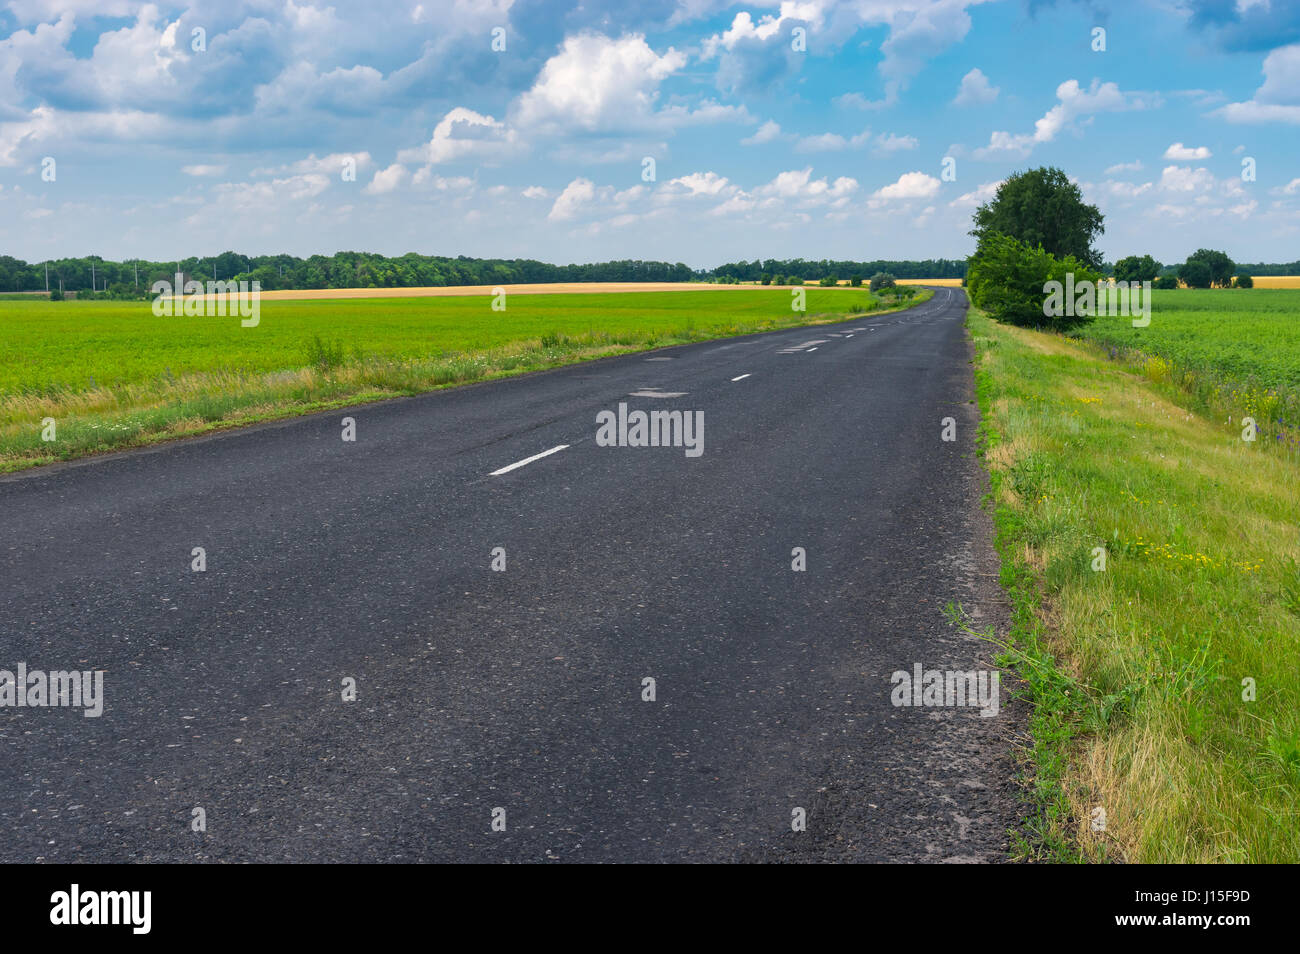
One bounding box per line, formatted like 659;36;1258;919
1185;248;1235;288
971;167;1105;269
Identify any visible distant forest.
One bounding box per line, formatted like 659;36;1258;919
5;251;1296;297
0;251;969;297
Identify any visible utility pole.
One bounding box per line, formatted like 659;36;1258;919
134;261;138;288
91;260;95;292
44;262;48;292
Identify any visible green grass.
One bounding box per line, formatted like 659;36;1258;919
1071;288;1300;452
0;287;926;472
969;305;1300;863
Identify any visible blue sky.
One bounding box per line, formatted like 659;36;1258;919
2;0;1298;267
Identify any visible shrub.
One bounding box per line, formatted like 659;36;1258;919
1235;273;1254;289
965;231;1103;328
1154;275;1179;290
819;275;838;286
760;274;771;286
771;274;784;285
49;288;64;301
849;275;862;287
869;272;896;292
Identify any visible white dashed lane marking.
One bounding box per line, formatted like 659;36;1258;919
489;444;570;477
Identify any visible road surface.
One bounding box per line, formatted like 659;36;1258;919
0;287;1023;862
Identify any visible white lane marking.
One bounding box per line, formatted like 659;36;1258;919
628;390;687;398
489;444;570;476
644;357;673;361
845;334;854;338
806;347;818;352
778;338;827;353
731;373;751;381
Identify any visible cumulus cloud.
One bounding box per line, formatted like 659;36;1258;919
870;171;942;202
974;79;1157;158
667;171;733;196
363;163;407;195
548;177;599;221
948;179;1003;208
513;33;688;133
1158;164;1216;193
397;108;519;166
1164;142;1212;160
1216;43;1300;123
756;167;858;202
953;68;998;106
741;119;783;145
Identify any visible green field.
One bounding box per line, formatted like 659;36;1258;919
1071;289;1300;448
0;287;923;471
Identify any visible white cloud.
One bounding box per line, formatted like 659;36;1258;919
522;185;549;199
1104;160;1144;175
871;171;942;202
548;177;599;221
948;179;1003;208
668;171;732;196
182;164;226;177
742;119;783;145
1217;43;1300;124
974;79;1156;158
1164;142;1211;160
873;132;919;153
397;107;518;166
953;67;998;106
363;163;407;195
513;33;688;133
1158;165;1216;193
756;167;858;202
795;131;850;152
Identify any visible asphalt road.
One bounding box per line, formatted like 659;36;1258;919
0;287;1023;863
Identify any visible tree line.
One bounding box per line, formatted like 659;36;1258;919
0;251;967;298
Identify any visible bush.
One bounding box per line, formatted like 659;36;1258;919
849;275;862;287
965;231;1102;328
1235;273;1254;289
869;272;896;292
760;274;771;286
49;288;64;301
1154;275;1180;290
819;275;838;286
771;274;784;286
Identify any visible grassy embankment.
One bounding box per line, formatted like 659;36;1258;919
0;287;928;473
967;301;1300;862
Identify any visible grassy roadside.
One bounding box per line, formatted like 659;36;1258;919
967;307;1300;863
0;289;929;474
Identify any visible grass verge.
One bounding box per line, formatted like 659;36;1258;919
968;306;1300;863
